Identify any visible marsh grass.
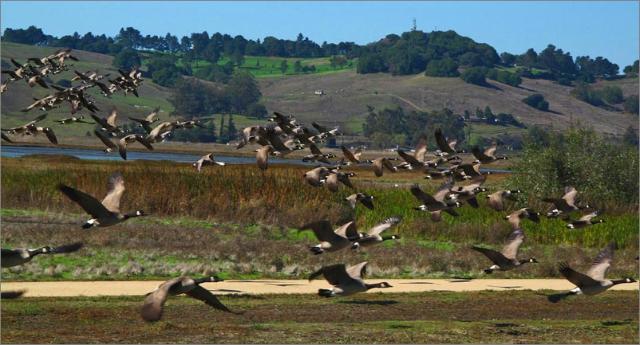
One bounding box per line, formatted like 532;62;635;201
1;157;638;249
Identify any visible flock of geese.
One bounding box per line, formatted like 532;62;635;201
1;49;637;323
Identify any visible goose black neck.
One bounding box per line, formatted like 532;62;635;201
124;211;143;219
381;235;398;241
193;277;215;284
611;279;633;285
518;259;532;265
29;247;49;257
365;282;384;290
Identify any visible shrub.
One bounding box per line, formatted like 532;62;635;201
599;86;624;104
522;94;549;111
571;83;603;106
460;67;487;86
486;69;522;87
424;58;459;77
624;96;639;115
112;48;141;70
507;128;639;205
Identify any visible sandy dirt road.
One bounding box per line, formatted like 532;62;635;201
2;279;638;297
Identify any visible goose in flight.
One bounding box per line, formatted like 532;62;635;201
308;261;392;297
128;107;160;133
345;193;374;210
472;228;537;274
542;186;590;218
548;242;637;302
58;172;145;229
351;217;401;249
566;210;605;229
141;276;241;322
94;129;117;153
504;208;540;229
411;180;460;222
472;141;507;164
486;189;522;211
193;153;226;172
2;242;83;268
300;220;360;255
117;134;154;160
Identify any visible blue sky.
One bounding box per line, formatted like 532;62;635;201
1;1;638;67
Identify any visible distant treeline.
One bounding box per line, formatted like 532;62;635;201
4;26;637;89
2;26;361;60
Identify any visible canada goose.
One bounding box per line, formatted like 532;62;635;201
372;157;398;177
2;132;14;143
118;134;154;160
542;186;590;218
326;171;355;192
2;113;48;135
56;115;94;125
300;220;360;254
256;145;277;170
27;74;48;88
2;242;83;268
94;129;117;153
486;189;522;211
176;119;206;129
504;208;540;229
566;210;604;229
1;291;25;299
21;95;58;112
146;121;178;143
411;180;460;221
309;261;392;297
304;167;331;187
472;142;507;164
141;276;240;322
237;125;263;149
128;107;160;133
351;217;401;249
302;142;335;164
424;167;454;180
30;126;58;145
435;128;464;156
194;153;226;172
548;242;637;302
451;162;491;181
472;229;537;273
345;193;374;210
72;70;108;82
341;146;365;165
397;149;427;170
0;81;7;93
448;175;487;208
58;172;145;229
91;109;123;135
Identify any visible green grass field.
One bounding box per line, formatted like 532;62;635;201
168;53;356;78
1;291;637;343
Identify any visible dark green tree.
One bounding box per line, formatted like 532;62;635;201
280;60;288;74
112;48;141;70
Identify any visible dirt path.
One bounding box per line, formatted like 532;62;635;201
2;279;637;297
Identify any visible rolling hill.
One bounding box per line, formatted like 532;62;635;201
2;42;637;140
0;42;175;135
258;70;639;137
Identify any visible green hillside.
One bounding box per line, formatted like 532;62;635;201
2;42;637;140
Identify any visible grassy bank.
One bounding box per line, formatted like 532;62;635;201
2;205;639;281
2;291;637;343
